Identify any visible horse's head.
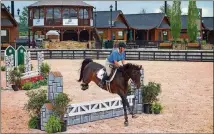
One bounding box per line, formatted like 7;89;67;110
123;63;143;89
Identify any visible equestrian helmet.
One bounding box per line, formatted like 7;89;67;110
118;42;126;48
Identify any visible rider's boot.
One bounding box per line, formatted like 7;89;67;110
99;73;109;88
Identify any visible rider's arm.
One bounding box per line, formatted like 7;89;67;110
121;52;126;65
114;60;121;67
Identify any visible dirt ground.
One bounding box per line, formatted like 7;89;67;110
1;60;213;133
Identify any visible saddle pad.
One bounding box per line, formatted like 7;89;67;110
96;68;105;80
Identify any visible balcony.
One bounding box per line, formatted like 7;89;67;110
28;18;93;27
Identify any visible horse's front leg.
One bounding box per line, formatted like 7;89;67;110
125;96;137;118
121;97;129;126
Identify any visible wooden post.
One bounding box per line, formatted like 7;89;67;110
134;29;136;41
60;30;64;41
28;29;31;48
147;30;149;40
89;29;91;41
78;29;80;41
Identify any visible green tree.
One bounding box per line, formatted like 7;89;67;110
170;0;182;43
18;7;28;35
187;0;199;42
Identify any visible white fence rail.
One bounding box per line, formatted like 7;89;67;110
67;95;135;117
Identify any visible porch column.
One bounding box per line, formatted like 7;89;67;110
133;29;136;41
89;29;91;41
77;29;80;41
28;29;31;48
147;30;149;40
60;30;64;41
32;30;35;48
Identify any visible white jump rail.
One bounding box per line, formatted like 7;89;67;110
67;95;135;117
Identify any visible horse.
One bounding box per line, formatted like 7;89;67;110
77;58;142;126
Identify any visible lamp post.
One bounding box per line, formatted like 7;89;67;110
110;5;113;40
94;7;97;27
17;8;20;16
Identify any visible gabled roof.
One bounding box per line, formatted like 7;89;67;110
202;17;214;30
1;3;18;27
93;10;128;28
181;15;206;30
124;13;166;30
28;1;93;7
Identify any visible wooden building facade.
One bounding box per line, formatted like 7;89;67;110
27;1;98;47
1;3;19;48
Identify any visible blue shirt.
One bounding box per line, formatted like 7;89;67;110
107;49;125;63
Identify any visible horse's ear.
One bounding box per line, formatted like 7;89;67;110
139;65;142;69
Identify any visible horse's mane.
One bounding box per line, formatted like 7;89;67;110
123;63;141;70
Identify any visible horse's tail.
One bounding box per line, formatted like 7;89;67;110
77;58;93;82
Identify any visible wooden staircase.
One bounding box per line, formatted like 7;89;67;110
92;28;102;49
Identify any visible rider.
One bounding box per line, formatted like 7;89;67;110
99;42;126;88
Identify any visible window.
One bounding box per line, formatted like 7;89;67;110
79;9;84;19
54;8;61;19
46;8;53;19
70;8;77;18
34;9;39;19
117;31;124;40
1;29;9;43
29;9;32;19
79;9;88;19
63;8;69;19
162;31;168;41
40;8;44;19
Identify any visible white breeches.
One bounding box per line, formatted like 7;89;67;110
105;58;113;76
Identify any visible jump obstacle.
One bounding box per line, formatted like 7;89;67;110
40;69;144;130
4;45;44;88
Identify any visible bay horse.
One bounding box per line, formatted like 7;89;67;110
77;58;142;126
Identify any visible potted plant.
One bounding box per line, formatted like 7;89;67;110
141;82;161;114
24;89;49;130
151;101;163;114
8;67;23;91
53;93;71;132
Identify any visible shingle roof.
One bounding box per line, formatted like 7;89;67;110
1;3;18;26
28;1;93;7
124;13;165;30
181;15;188;29
93;10;127;28
202;17;214;30
1;18;13;26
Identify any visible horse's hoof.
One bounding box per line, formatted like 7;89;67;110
124;121;129;126
132;115;138;118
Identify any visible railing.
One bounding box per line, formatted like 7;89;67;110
0;49;210;62
135;40;164;48
67;95;134;117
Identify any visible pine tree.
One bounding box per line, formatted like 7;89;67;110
170;0;182;43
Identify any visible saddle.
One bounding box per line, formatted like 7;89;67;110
96;64;119;92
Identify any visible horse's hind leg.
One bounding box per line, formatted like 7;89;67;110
81;69;93;90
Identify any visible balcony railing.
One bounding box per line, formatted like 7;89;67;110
29;18;92;27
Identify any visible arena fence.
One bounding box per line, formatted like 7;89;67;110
1;49;214;62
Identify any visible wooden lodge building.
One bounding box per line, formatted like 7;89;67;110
1;3;19;48
27;1;96;44
27;1;213;48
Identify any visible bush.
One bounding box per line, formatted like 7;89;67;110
53;93;71;120
1;66;5;71
22;81;33;90
24;89;49;117
151;101;163;113
28;116;39;129
142;82;161;104
18;64;25;73
32;82;41;89
8;67;23;87
40;62;50;79
45;115;61;133
201;40;207;45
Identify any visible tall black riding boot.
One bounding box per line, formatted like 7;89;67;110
99;74;109;88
